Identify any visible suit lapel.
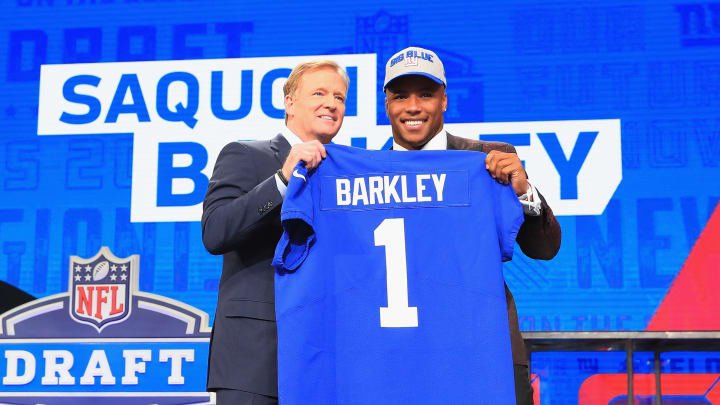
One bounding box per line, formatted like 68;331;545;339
269;133;291;167
446;132;485;152
446;133;459;150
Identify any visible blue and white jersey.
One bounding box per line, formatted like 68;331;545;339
272;144;523;404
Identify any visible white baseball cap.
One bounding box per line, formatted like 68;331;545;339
383;46;446;90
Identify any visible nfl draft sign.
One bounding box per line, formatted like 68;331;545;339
0;247;213;405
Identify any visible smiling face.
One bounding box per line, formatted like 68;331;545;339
284;66;347;144
385;75;447;150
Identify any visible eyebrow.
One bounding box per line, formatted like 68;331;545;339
388;87;437;94
310;86;344;94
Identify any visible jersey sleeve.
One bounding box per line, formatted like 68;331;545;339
492;179;525;262
272;163;316;272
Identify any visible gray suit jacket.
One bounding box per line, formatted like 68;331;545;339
201;134;290;396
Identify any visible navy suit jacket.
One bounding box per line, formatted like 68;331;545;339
201;134;290;396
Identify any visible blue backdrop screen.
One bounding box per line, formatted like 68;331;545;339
1;0;719;334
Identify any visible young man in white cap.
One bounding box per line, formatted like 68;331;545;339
383;46;561;404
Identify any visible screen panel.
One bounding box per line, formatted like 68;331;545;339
1;0;718;333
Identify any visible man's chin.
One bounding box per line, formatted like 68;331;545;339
397;133;432;150
314;131;339;144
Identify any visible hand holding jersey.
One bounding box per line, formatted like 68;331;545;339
281;140;327;180
485;150;530;196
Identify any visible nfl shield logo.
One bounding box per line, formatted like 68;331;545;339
68;247;135;331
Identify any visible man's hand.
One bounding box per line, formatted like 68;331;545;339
485;150;529;197
282;140;327;180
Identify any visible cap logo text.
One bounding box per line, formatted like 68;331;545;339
405;50;433;63
389;53;405;67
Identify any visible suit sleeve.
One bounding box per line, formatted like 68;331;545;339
516;189;561;259
503;143;562;260
201;141;283;255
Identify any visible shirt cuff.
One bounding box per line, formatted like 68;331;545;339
518;182;543;216
275;173;287;198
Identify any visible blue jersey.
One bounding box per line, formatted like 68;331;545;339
272;144;523;404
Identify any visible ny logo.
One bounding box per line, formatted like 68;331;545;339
676;3;720;47
404;54;419;67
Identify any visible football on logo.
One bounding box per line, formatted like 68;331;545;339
93;261;110;281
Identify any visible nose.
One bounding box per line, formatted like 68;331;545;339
405;94;421;114
324;94;337;110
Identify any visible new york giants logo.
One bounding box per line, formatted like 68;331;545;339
404;53;419;66
69;247;133;331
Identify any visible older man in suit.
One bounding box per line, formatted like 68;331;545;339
201;59;349;405
383;46;561;405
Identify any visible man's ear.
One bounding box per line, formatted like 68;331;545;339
284;94;294;119
442;91;448;112
384;93;390;117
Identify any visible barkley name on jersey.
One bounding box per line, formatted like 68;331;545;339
318;166;468;211
334;173;447;206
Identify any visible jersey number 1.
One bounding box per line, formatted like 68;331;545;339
374;218;418;328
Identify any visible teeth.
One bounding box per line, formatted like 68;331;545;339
405;120;423;126
319;115;333;120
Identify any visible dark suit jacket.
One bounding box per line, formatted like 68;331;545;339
0;281;35;315
446;133;561;365
201;134;290;396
